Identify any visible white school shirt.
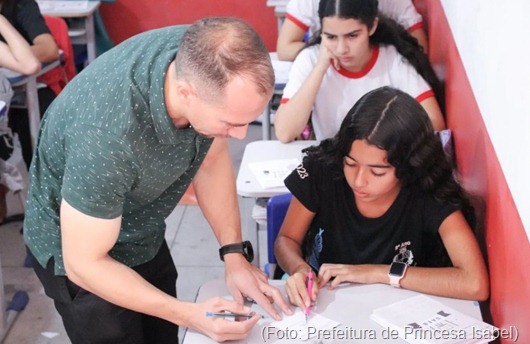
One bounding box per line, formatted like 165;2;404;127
285;0;423;35
281;44;434;140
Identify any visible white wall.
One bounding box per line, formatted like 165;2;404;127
442;0;530;240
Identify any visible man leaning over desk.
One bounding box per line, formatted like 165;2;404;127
23;17;292;343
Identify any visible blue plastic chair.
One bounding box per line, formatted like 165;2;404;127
265;193;292;279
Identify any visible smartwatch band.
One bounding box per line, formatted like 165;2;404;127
219;240;254;263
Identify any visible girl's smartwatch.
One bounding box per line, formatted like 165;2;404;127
388;261;408;288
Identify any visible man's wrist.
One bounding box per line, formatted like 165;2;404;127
219;241;254;263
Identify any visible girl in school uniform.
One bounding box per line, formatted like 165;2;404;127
277;0;428;60
274;87;489;312
274;0;445;143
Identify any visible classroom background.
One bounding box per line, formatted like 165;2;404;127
1;0;528;343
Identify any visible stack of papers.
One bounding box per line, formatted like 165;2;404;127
370;295;497;344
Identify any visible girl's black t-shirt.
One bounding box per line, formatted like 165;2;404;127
285;157;458;271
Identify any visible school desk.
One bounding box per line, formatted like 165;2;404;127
182;278;485;344
266;0;289;33
261;53;292;140
36;1;101;64
236;140;317;267
1;59;61;149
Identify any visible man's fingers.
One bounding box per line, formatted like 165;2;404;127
249;289;281;320
263;284;293;315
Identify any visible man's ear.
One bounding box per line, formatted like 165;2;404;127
369;17;379;36
175;80;195;104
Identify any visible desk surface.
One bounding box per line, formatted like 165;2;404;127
37;0;100;17
1;59;61;85
236;140;317;198
183;279;483;344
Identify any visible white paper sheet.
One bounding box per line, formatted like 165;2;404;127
269;309;341;341
248;158;300;189
371;295;497;344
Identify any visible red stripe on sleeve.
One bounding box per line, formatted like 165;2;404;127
416;90;435;103
408;22;424;32
286;13;310;32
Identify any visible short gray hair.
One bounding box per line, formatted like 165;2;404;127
175;17;274;103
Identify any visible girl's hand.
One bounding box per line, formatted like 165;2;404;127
315;42;339;72
284;269;319;312
318;263;386;289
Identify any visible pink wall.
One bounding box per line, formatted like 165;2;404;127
415;1;530;341
98;0;278;51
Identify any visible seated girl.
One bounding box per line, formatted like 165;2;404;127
277;0;429;61
274;0;445;142
274;86;489;313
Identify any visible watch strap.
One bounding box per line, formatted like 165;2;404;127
219;241;254;263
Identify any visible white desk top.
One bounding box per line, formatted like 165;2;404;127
269;52;292;88
182;279;483;344
266;0;288;13
236;140;317;198
37;0;100;17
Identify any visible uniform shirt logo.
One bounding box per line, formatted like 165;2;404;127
393;241;414;265
308;228;324;271
296;163;309;179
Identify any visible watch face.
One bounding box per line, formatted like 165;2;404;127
243;241;254;262
389;262;407;276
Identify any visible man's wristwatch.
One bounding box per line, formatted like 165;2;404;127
219;240;254;263
388;262;408;288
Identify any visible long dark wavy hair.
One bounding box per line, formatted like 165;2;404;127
307;0;445;112
303;86;474;226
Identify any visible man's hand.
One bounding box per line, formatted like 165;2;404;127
223;254;293;320
187;297;261;342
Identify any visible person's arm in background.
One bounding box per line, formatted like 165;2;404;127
277;0;320;61
192;138;292;320
419;96;445;131
0;14;40;74
30;32;58;63
274;44;337;143
11;0;59;63
276;19;307;61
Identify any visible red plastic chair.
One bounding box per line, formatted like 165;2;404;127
38;16;76;95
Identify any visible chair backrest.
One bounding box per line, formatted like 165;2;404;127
266;193;293;266
38;16;76;95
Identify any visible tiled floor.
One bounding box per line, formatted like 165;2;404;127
0;124;270;344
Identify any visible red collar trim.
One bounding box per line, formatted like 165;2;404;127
332;46;380;79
